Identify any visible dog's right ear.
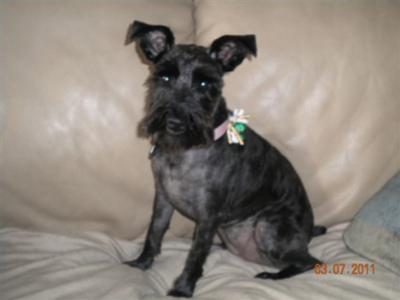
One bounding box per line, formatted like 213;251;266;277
209;35;257;72
125;20;174;63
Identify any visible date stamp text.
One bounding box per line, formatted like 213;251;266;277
314;263;376;275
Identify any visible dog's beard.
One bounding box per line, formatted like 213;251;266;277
138;106;214;150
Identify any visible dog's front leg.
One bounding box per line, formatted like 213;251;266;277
168;220;217;298
124;191;174;270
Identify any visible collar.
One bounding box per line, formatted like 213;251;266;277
213;119;230;141
150;121;229;158
213;109;249;143
150;110;248;158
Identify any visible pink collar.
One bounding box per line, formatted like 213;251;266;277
213;119;230;141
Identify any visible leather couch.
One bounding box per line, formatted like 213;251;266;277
1;1;399;299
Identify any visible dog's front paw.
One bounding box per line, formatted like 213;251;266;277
167;276;195;298
123;257;153;270
167;288;193;298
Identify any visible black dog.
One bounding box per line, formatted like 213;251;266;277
124;20;326;298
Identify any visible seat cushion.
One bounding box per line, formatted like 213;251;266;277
0;224;399;299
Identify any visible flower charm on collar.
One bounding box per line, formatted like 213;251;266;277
227;109;250;145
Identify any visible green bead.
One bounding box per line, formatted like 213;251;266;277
234;123;246;132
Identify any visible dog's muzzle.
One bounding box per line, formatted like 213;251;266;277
166;117;186;135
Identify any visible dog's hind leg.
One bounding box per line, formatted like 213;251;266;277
253;216;322;280
255;251;321;280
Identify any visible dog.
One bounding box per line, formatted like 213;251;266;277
124;20;326;298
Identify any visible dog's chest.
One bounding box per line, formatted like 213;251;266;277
152;148;211;219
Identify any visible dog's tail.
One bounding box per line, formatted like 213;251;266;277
312;225;327;237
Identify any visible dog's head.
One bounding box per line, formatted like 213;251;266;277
126;20;256;150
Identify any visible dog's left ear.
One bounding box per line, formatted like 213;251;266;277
209;35;257;72
125;20;174;63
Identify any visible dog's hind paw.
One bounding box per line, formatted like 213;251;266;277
255;272;274;279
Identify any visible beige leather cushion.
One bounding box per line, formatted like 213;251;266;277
2;224;400;299
1;0;399;240
195;0;400;226
0;0;195;239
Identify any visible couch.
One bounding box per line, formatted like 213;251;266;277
1;0;399;299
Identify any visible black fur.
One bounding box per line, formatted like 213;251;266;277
124;20;326;298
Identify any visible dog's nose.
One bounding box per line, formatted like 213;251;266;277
166;118;186;135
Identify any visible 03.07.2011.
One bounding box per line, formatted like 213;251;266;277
314;263;376;275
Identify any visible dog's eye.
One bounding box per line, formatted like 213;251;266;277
161;75;170;82
199;80;209;88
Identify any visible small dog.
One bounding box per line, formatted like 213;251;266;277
124;20;326;298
